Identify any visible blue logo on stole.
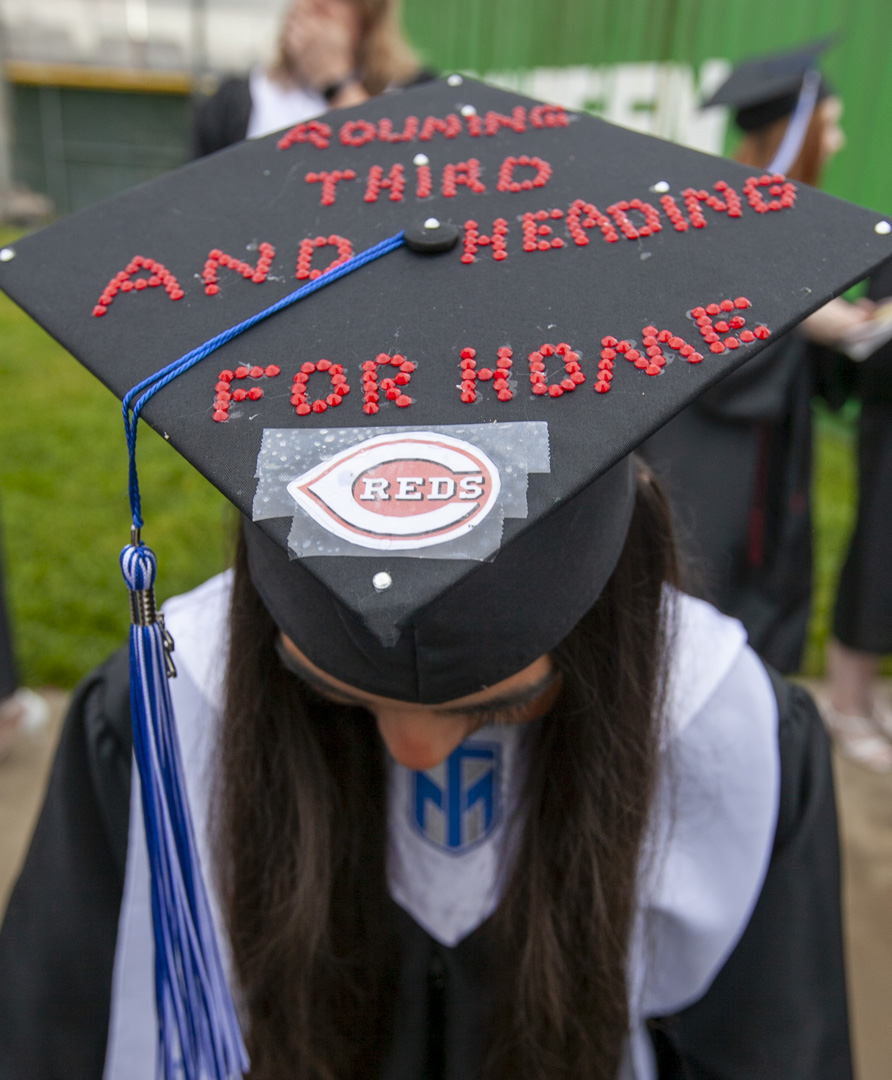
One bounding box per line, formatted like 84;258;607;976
412;740;501;853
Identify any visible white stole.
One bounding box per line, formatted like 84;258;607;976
103;574;778;1080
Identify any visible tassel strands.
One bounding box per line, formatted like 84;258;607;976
121;541;249;1080
116;231;406;1078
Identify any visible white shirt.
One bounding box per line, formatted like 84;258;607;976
103;572;779;1080
245;68;327;141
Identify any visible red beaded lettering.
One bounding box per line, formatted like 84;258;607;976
460;347;513;403
202;242;275;295
529;343;582;397
290;360;351;418
464;110;483;138
496;155;552;193
415;160;433;198
212;362;280;422
296;235;353;280
659;195;689;232
377;116;419;143
687;296;766;352
594;338;621;395
529;103;570;128
339;119;377;147
743;174;797;213
442;159;486;197
305;169;357;206
463;218;508;262
364;163;406;203
522;210;565;252
93;255;183;315
635;327;702;370
681;182;743;228
361;352;413;412
606;198;662;240
567;199;619;244
277;119;332;150
419;114;462;141
484;107;527;135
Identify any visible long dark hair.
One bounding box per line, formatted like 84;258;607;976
216;461;679;1080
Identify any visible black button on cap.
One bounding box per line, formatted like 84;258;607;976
404;218;461;253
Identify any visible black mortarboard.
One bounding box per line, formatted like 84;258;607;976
702;37;834;131
2;74;891;1080
1;74;888;700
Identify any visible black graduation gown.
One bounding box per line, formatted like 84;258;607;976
641;332;813;674
189;78;254;160
0;549;18;700
0;504;19;700
831;256;892;653
0;650;852;1080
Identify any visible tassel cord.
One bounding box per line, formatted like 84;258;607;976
118;230;407;1079
123;546;248;1079
119;230;407;1079
123;230;406;529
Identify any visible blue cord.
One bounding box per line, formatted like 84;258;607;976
115;229;414;1080
123;229;406;528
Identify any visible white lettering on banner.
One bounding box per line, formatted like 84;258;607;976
360;477;389;500
429;477;456;500
481;60;732;155
396;477;425;500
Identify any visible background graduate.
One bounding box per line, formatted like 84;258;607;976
642;39;873;679
190;0;427;159
0;74;889;1080
821;255;892;766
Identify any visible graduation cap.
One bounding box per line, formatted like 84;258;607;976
1;74;890;1080
702;37;837;178
702;36;834;130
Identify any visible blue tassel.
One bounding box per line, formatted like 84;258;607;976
114;231;406;1078
121;542;249;1080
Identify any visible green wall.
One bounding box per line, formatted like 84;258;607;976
6;1;892;215
9;83;189;215
403;0;892;215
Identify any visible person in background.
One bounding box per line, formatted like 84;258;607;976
642;39;872;685
191;0;429;158
0;525;48;761
822;256;892;768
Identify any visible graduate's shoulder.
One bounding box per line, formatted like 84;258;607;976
667;590;828;848
665;589;768;737
71;642;132;748
761;665;834;855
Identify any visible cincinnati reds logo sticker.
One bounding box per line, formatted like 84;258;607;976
286;431;501;550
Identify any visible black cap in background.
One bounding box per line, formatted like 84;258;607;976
702;37;835;131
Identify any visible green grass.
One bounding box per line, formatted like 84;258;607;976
0;223;872;687
804;400;858;677
0;226;230;687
